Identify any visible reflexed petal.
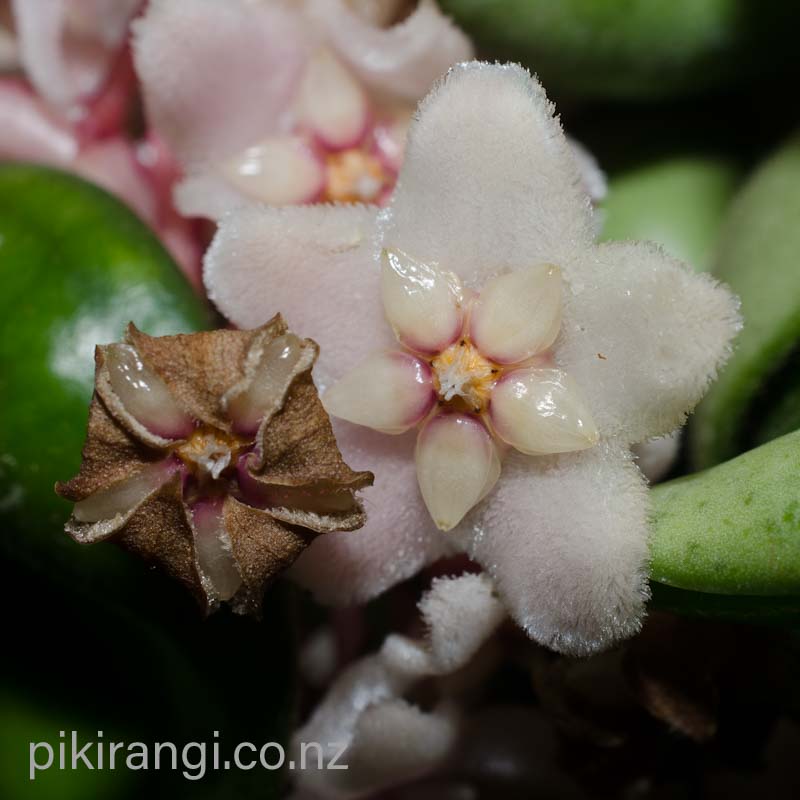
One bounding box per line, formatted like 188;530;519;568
72;459;179;531
453;444;651;656
557;241;741;443
289;421;446;605
220;135;325;206
469;265;563;364
381;248;463;354
104;343;194;439
322;351;436;434
381;63;595;288
295;47;369;150
489;368;598;456
0;79;77;164
225;332;317;435
633;431;681;484
205;204;393;390
133;0;312;166
190;499;242;602
307;0;474;100
415;413;500;531
13;0;138;110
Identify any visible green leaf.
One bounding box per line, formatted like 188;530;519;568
440;0;799;100
650;428;800;597
0;163;211;584
601;155;740;272
690;134;800;468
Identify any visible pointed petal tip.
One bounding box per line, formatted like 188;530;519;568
381;248;463;354
490;368;599;456
415;413;500;531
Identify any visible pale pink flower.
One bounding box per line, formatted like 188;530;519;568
205;63;740;656
133;0;473;220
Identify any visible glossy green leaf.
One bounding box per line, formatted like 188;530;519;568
0;163;211;584
691;134;800;468
651;428;800;596
440;0;799;100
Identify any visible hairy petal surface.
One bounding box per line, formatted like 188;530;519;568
454;444;650;657
307;0;474;101
133;0;311;167
289;422;444;605
381;62;595;287
205;204;391;390
292;574;503;798
558;241;741;444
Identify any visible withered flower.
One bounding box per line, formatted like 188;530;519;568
56;315;373;614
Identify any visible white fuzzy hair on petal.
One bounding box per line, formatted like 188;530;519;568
292;574;504;798
453;444;651;657
381;62;596;288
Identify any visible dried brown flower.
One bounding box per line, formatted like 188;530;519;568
56;315;373;614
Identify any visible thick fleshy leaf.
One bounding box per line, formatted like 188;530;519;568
489;368;598;456
12;0;138;110
381;248;463;354
295;47;369;150
380;63;595;288
205;204;392;390
416;413;500;531
189;498;242;602
307;0;474;101
293;575;502;797
469;264;563;364
133;0;312;166
322;350;436;434
220;135;325;206
103;342;195;440
557;240;741;444
453;443;650;656
650;428;800;596
289;421;445;605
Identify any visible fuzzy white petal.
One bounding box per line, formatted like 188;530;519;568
292;575;502;797
220;136;325;206
558;241;741;444
489;368;598;456
289;421;445;605
381;63;595;287
453;444;650;657
415;413;501;532
205;204;391;390
470;265;563;364
323;351;436;434
381;248;463;354
296;47;369;150
133;0;312;167
307;0;474;101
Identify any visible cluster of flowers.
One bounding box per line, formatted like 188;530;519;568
35;2;740;797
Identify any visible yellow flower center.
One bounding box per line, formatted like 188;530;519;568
431;340;498;414
324;149;390;203
175;427;246;481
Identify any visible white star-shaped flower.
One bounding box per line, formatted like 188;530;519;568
206;62;740;655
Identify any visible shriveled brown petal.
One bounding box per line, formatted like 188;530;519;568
246;370;373;518
114;474;207;610
125;321;272;431
223;495;311;617
56;389;167;503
